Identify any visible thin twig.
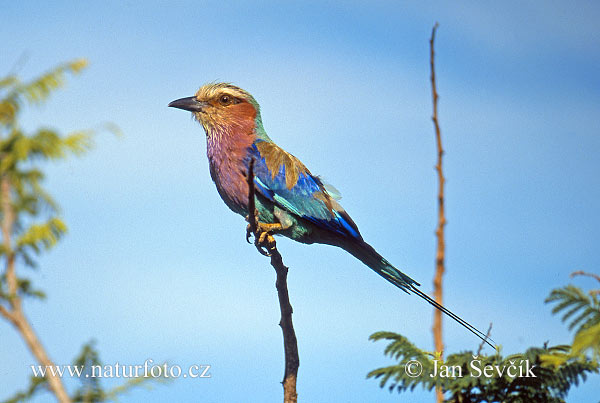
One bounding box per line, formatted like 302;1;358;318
0;303;15;321
570;270;600;284
476;323;494;356
246;159;299;403
6;51;30;77
429;22;446;403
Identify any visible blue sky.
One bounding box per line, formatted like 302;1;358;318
1;1;599;401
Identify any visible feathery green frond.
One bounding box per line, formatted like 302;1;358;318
0;275;47;301
369;334;597;402
546;284;600;334
0;76;19;89
370;280;600;401
1;340;165;403
0;375;47;403
16;218;67;255
69;341;168;403
0;58;142;403
368;332;437;392
0;59;87;127
542;281;600;365
0;61;104;275
20;59;88;105
572;322;600;360
71;340;106;403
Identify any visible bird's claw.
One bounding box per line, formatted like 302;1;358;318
245;211;259;244
245;212;276;257
254;231;275;256
255;241;272;256
245;223;253;244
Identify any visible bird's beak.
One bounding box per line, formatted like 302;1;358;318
168;96;207;112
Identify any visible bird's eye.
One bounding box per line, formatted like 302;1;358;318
218;95;232;106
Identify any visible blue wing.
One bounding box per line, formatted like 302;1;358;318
248;142;361;239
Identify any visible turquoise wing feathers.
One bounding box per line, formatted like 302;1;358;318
248;141;361;239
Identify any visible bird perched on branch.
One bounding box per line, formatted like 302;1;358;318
169;83;493;347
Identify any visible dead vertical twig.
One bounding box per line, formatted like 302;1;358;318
429;22;446;403
246;159;299;403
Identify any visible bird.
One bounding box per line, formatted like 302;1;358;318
169;82;493;348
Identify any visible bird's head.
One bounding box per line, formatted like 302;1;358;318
169;83;262;137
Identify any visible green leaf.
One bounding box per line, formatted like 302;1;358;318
0;59;87;127
572;322;600;359
0;75;18;89
546;285;599;334
16;217;68;254
20;59;88;105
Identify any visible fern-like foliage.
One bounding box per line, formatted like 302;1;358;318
0;59;143;403
370;280;600;402
0;59;87;127
0;60;95;282
71;341;107;403
546;285;599;333
544;279;600;363
368;334;597;402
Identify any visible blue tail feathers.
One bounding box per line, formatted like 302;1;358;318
345;240;495;349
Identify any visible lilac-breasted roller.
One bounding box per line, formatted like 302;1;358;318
169;83;492;347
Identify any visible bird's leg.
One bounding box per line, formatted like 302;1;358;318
245;212;287;257
245;213;256;244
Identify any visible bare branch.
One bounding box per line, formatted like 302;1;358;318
476;323;494;356
0;302;15;322
246;159;299;403
429;22;446;403
570;270;600;284
1;175;18;303
1;174;72;403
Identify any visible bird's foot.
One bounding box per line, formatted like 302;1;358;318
246;213;282;257
254;230;276;257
